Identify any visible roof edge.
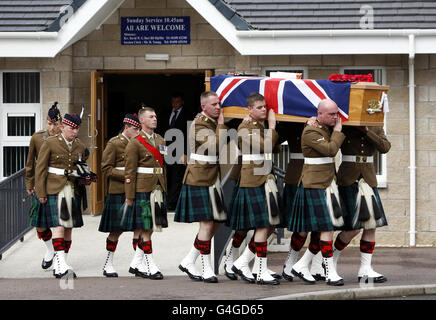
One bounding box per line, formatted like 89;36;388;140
208;0;251;30
45;0;87;32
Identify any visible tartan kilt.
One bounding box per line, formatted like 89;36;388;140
279;183;298;228
31;194;83;228
225;181;240;227
287;184;335;233
338;183;388;230
98;193;126;233
174;184;215;223
120;192;153;231
29;193;49;228
227;184;271;231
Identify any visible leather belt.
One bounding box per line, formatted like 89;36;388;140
189;153;218;163
304;157;334;165
242;153;272;161
136;167;163;174
48;166;79;177
342;155;373;163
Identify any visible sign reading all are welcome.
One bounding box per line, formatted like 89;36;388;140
121;17;190;45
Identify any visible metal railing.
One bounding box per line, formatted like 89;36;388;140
0;168;32;260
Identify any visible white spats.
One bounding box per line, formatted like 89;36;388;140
291;249;316;284
358;252;387;283
323;256;344;286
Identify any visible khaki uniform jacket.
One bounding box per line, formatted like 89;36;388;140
337;126;391;187
238;119;280;188
280;123;305;185
300;123;345;189
183;113;228;187
101;134;130;194
25;129;49;190
124;131;166;200
35;134;88;198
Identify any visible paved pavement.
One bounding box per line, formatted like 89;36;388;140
1;214;436;300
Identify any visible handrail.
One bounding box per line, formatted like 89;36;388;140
0;168;33;260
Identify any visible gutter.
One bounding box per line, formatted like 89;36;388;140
236;29;436;38
0;32;57;39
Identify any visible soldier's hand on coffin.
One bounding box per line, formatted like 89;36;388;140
39;197;47;204
267;109;276;130
306;116;317;127
218;108;224;125
242;114;251;123
333;117;342;132
126;199;133;207
27;189;34;196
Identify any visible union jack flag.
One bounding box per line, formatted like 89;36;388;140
210;74;351;121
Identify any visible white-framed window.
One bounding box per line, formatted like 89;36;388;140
262;66;309;79
340;66;388;188
263;67;308;172
0;71;42;180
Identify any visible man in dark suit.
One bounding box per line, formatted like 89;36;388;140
161;92;193;211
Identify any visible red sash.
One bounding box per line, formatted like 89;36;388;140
135;134;163;168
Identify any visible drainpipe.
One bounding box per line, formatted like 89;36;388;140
409;34;416;247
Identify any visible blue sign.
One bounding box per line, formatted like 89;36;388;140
121;16;190;45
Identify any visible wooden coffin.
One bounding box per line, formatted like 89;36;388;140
218;81;389;127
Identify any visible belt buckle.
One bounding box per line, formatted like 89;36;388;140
356;156;367;163
153;167;162;174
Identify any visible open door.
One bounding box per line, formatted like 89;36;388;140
90;71;105;215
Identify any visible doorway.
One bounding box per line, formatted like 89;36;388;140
105;72;205;141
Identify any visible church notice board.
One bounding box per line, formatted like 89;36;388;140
121;16;190;45
209;75;389;127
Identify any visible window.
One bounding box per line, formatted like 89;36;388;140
341;66;387;188
263;67;308;172
0;71;42;180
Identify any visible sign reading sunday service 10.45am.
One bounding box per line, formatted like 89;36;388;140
121;16;190;45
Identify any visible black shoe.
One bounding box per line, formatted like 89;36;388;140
291;268;316;284
203;276;218;283
42;257;53;269
282;271;294;282
135;270;149;278
224;265;238;280
149;271;164;280
358;275;387;283
128;267;138;275
257;278;280;285
178;264;202;281
271;272;282;280
231;265;255;283
327;278;344;286
103;270;118;278
312;273;326;281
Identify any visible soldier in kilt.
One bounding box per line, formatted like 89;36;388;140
287;99;347;286
123;107;167;280
175;91;228;283
310;126;390;283
26;102;62;270
228;93;282;285
35;113;93;278
98;113;141;277
277;122;320;282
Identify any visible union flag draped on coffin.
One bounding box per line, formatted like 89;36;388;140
210;74;352;122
